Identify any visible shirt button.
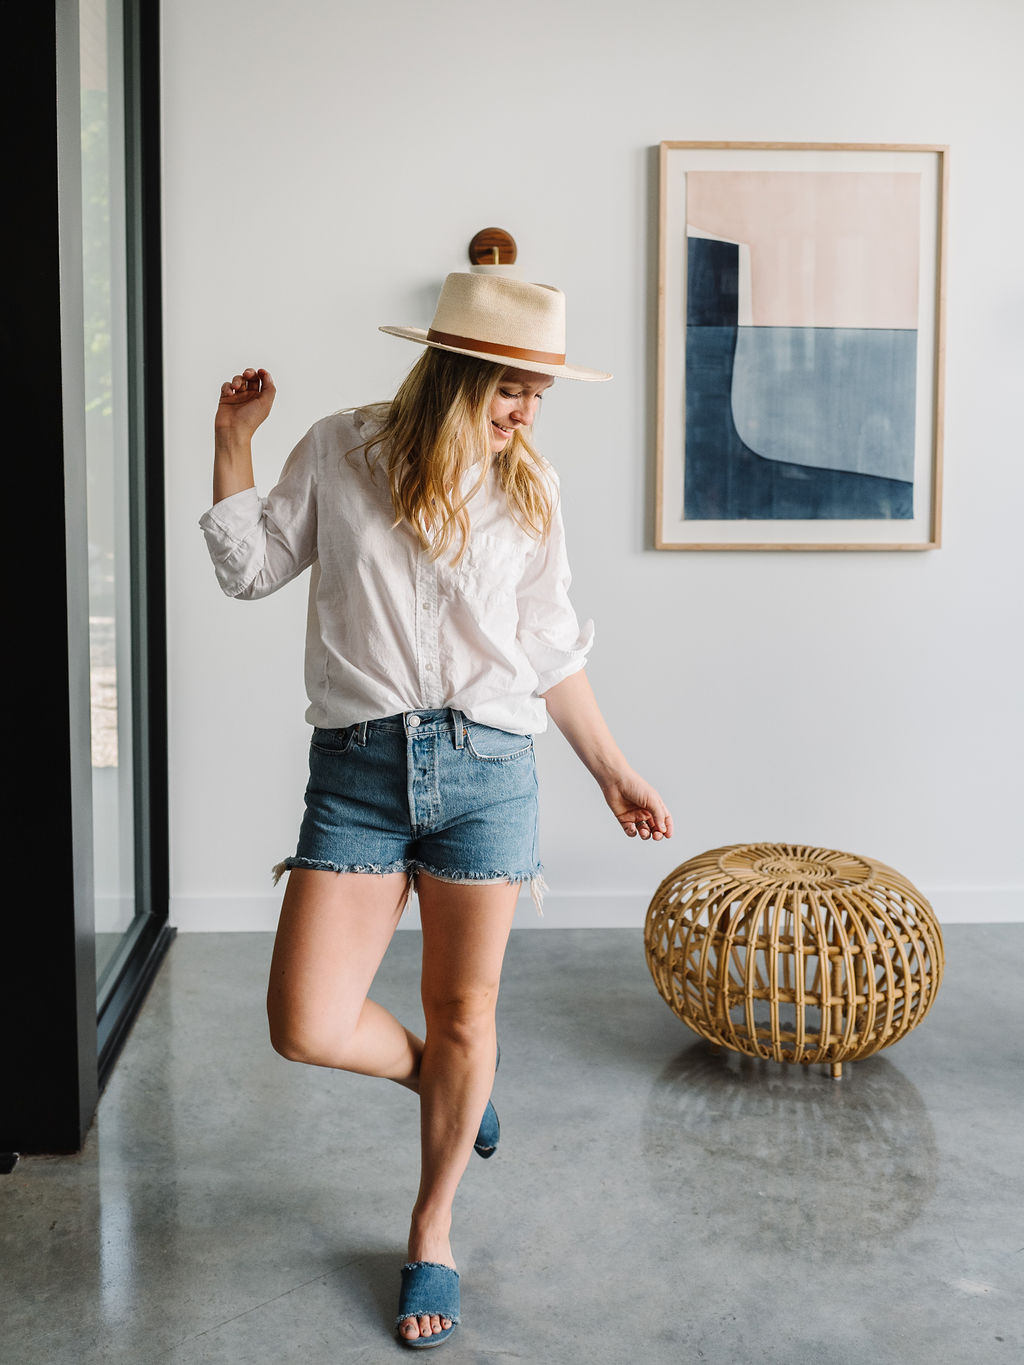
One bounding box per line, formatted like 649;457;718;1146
407;714;421;728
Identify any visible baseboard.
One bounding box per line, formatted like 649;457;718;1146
169;885;1024;932
926;887;1024;923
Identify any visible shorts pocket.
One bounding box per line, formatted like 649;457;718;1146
464;723;534;763
310;725;356;755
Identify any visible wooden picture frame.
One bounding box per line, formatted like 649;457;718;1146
655;142;948;550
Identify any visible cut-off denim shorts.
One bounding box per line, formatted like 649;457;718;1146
274;709;545;910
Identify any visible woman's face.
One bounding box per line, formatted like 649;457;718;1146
488;369;554;451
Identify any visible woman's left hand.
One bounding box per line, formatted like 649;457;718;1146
600;772;673;841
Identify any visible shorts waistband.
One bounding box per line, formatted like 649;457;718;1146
346;709;467;747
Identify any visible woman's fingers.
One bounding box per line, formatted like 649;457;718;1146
617;795;672;841
220;367;273;400
638;797;671;840
644;790;673;840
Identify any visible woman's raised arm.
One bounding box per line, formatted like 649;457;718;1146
213;366;276;504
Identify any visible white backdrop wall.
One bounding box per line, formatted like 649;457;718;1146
162;0;1024;931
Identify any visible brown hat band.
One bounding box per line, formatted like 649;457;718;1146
426;328;566;367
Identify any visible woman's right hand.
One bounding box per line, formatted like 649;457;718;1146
215;366;276;440
212;367;274;503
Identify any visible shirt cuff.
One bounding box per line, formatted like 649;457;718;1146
198;485;263;537
199;487;266;597
529;617;595;695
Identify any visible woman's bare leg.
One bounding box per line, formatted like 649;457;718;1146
399;874;519;1343
268;867;520;1345
266;868;420;1084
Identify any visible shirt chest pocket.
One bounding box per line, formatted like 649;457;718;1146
449;532;527;609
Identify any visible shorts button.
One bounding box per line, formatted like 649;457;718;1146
407;714;421;728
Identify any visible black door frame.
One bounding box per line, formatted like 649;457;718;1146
3;0;173;1158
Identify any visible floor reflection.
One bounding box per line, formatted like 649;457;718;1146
642;1041;938;1263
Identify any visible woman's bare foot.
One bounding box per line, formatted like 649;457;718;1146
398;1214;456;1342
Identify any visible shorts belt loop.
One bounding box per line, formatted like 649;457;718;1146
355;720;369;746
452;709;466;750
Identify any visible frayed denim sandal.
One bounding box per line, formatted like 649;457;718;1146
396;1261;460;1349
473;1042;500;1158
473;1100;500;1158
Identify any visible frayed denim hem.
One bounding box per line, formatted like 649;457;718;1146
414;864;547;915
271;856;410;885
271;858;547;913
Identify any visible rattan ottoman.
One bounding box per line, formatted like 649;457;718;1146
644;843;944;1077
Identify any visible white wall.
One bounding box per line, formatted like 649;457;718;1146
162;0;1024;930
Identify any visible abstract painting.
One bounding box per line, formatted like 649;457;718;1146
656;144;947;549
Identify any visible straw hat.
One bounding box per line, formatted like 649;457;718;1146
380;272;611;382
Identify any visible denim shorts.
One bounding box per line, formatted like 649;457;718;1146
275;709;544;908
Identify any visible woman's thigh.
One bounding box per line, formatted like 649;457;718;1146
417;874;520;1024
267;867;410;1051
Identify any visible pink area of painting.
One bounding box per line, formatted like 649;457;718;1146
687;171;920;328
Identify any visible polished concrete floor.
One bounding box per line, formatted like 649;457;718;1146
2;924;1022;1364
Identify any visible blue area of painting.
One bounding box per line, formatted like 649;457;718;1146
684;235;914;520
731;327;917;481
686;234;739;325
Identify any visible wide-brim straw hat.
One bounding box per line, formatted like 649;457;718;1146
380;272;611;381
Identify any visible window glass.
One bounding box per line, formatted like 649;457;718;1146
80;0;139;987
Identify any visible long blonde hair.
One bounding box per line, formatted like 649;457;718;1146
354;348;555;565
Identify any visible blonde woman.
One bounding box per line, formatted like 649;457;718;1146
201;272;672;1349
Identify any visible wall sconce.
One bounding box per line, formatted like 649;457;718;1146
468;227;521;277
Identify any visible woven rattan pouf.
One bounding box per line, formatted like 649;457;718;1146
644;843;944;1078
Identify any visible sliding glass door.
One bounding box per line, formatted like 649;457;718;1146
79;0;172;1079
81;0;141;994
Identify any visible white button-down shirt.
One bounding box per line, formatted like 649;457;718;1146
199;408;593;735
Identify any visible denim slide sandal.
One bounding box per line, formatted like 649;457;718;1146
473;1099;500;1158
396;1261;460;1349
473;1042;500;1158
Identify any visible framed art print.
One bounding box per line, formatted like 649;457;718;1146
655;142;948;549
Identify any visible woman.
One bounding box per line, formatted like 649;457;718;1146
201;271;671;1349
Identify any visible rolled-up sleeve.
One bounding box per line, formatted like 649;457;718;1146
199;425;320;599
516;492;594;695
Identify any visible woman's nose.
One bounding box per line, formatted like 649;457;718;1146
511;397;538;425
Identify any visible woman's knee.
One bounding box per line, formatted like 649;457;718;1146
266;998;355;1065
268;1020;313;1063
267;1010;315;1063
422;986;498;1047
